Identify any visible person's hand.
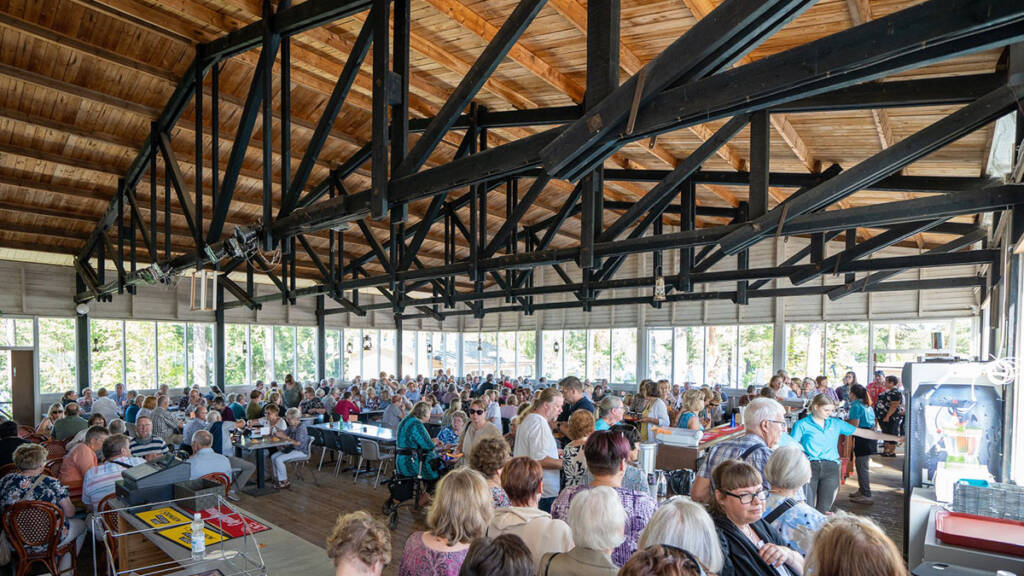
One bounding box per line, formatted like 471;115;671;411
883;417;890;423
758;543;789;568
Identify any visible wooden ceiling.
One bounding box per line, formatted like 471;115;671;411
0;0;1002;283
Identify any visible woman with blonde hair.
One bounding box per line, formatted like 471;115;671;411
637;379;669;441
804;515;908;576
327;511;391;576
36;402;64;436
137;395;157;422
398;467;494;576
561;409;595;489
675;390;706;430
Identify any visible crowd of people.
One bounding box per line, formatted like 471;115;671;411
0;367;908;576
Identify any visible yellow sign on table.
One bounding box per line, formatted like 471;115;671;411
156;524;226;550
135;507;191;528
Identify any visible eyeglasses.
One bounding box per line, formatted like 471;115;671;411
469;409;485;415
769;420;787;427
721;489;769;504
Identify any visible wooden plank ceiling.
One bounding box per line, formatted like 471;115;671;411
0;0;1002;283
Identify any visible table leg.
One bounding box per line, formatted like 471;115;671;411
242;447;278;496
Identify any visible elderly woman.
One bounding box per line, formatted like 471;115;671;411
814;377;838;403
470;437;511;508
36;402;64;436
594;395;624;431
638;496;724;573
327;511;392;576
458;398;502;462
489;456;573;570
711;460;804;576
541;485;623;576
762;444;827;555
609;424;650;493
268;407;310;489
791;393;901;513
550;430;656;566
397;402;442;490
676;389;706;430
398;467;493;576
438;410;467;447
804;515;908;576
637;380;669;442
0;444;87;572
561;409;595;489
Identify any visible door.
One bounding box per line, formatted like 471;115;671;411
10;349;35;425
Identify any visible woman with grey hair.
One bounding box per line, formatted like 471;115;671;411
762;443;828;555
268;407;310;489
637;496;724;573
594;395;624;431
541;485;623;576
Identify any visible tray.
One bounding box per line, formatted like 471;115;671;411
934;509;1024;558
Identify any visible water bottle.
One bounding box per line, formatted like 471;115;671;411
656;470;667;502
190;513;206;561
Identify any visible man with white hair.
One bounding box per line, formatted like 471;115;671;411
690;397;787;503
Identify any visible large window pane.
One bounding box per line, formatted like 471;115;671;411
0;319;13;346
15;319;33;347
498;332;516;378
250;325;272;385
38;318;75;395
158;323;186;390
673;327;704;386
705;326;737;387
325;330;342;379
444;333;459;375
380;330;396;377
344;330;361;380
296;326;317;382
588;330;611;381
825;322;868;383
403;331;417;378
954;318;977;358
611;328;637;385
224;324;247;387
564;330;587;379
190;323;214;389
542;331;563;380
363;330;379;378
273;326;295;382
125;321;156;390
787;323;824;378
739;324;773;387
480;333;498;376
517;331;536;379
463;333;481;377
873;320;956;373
91;320;123;390
648;329;673;382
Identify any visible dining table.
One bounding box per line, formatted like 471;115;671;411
233;435;295;496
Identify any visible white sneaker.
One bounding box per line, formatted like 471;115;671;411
227;491;241;502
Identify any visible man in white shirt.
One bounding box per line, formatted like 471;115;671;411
485;390;502;430
513;389;564;513
90;387;121;424
82;434;145;512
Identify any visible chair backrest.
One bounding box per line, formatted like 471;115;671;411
17;425;36;439
97;493;120;533
0;463;18;480
307;426;325;447
338;433;360;455
202;472;231;497
42;440;66;460
125;422;137;438
43;458;62;479
361;439;381;460
2;500;64;556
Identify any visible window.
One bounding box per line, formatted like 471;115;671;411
296;326;317;382
91;320;123;390
824;322;868;383
225;324;248;386
189;323;214;389
363;330;379;378
739;324;773;387
325;330;342;379
564;330;587;379
872;319;965;373
542;330;563;380
611;328;637;384
463;332;481;376
444;333;459;375
647;329;673;382
125;321;156;390
158;322;186;389
38;318;75;395
380;330;396;377
498;332;516;378
787;323;824;378
480;333;498;376
272;326;295;381
344;330;361;379
588;330;611;381
517;331;536;378
705;325;737;387
674;327;704;386
403;332;417;378
250;325;272;385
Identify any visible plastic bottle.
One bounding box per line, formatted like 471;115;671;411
191;513;206;561
656;470;668;502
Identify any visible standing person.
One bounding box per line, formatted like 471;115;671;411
804;515;908;576
846;384;877;503
762;444;828;555
866;370;887;405
458;399;502;463
636;380;670;442
513;388;564;512
676;389;706;430
555;377;594;438
875;375;904;458
327;511;392;576
484;390;502;431
51;402;89;441
398;468;493;576
488;457;574;569
561;410;595;489
790;394;902;513
835;371;857;403
282;374;302;409
594;395;625;431
91;387;121;423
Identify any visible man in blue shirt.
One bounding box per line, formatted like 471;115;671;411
555;376;595;438
188;430;233;498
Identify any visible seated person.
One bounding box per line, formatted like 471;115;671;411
188;430;232;485
37;403;64;436
245;390;263;421
129;416;169;461
150;395;183;443
207;411;252;501
268;408;310;489
619;545;708;576
180;405;210;453
211;395;235;422
252;403;287;434
763;444;827;555
82;434;144;512
334;391;361;422
300;387;326;416
804;515;907;576
67;413;107;450
327;511;392;576
51;402;89;441
0;420;28;467
396;402;440;490
61;425;108;498
460;534;534;576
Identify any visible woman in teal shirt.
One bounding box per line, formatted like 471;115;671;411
790;394;901;513
396;401;441;489
675;389;705;430
846;384;877;503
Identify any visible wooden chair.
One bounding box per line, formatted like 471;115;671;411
44;458;63;479
202;472;232;498
0;462;18;480
16;425;36;439
2;500;78;576
96;494;121;576
42;439;67;460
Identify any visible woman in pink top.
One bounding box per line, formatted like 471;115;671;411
60;426;108;497
398;468;493;576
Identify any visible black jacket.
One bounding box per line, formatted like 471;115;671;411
714;513;796;576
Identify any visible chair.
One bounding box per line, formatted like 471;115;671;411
357;439;395;488
44;458;63;479
96;494;120;576
0;462;18;479
317;430;340;471
307;426;327;465
289;437;320;486
201;472;231;498
2;500;77;576
336;433;361;477
42;440;67;460
25;434;49;443
17;425;36;439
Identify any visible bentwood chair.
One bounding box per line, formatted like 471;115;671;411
202;472;232;498
2;500;77;576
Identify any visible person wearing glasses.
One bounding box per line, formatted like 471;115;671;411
790;394;902;513
594;396;624;431
711;459;804;576
458;398;502;462
36;403;64;436
690;397;788;504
